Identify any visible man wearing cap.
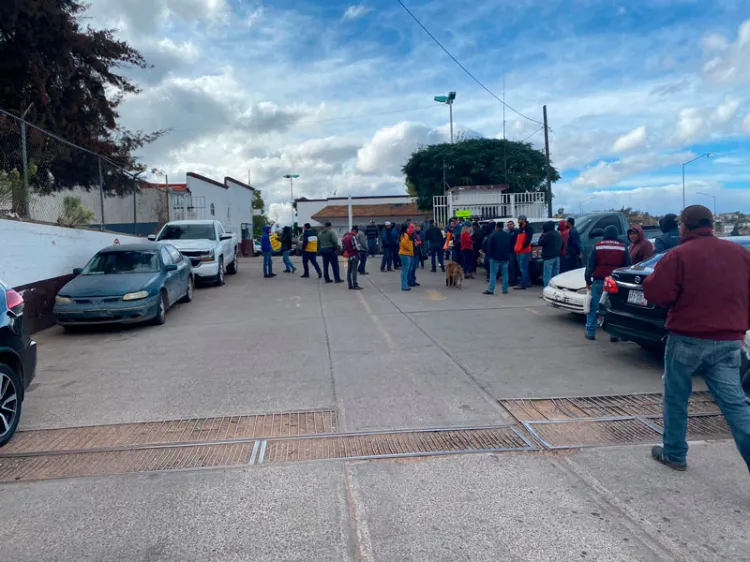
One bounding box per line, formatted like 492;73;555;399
318;221;343;284
380;221;396;271
355;225;369;275
299;223;322;279
365;220;380;257
644;205;750;473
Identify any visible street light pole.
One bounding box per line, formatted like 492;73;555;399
681;153;711;209
695;191;716;217
434;92;456;144
283;174;300;225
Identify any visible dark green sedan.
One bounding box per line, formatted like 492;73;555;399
53;243;194;329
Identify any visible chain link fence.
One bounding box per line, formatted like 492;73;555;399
0;107;167;235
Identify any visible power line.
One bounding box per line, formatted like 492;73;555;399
396;0;544;126
520;126;544;143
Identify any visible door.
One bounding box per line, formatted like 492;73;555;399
217;222;232;261
167;245;190;298
160;247;178;305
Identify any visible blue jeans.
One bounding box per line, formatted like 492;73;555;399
347;256;360;288
358;251;367;274
488;260;509;294
380;247;393;270
430;244;445;271
585;279;604;337
543;257;560;287
263;251;273;276
400;255;413;289
302;252;321;277
408;251;418;285
368;238;377;257
462;249;474;275
663;334;750;470
518;252;530;288
282;250;295;272
321;248;341;282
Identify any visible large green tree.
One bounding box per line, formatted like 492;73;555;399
0;0;163;197
403;138;560;210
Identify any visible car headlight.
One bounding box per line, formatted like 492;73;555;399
548;281;558;289
200;250;216;262
123;291;149;301
55;296;73;305
576;288;588;294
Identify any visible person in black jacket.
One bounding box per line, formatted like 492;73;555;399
480;222;494;281
424;220;445;272
561;217;582;272
364;220;380;256
654;213;680;253
506;220;519;286
484;222;512;295
280;226;297;273
538;221;563;287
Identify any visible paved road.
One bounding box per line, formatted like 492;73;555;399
3;256;745;562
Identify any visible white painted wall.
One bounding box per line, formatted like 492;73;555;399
296;196;412;228
224;178;255;234
0;219;144;288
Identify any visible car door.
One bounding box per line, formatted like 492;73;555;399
585;215;625;257
160;247;177;306
167;245;189;298
217;222;232;259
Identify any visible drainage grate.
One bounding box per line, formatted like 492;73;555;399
260;426;533;464
500;392;718;422
0;442;256;483
648;414;732;441
524;417;662;450
2;410;337;455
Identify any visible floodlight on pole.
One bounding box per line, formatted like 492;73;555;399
433;91;456;144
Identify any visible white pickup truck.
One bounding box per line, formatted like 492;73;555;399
149;220;239;286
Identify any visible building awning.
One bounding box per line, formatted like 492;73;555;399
311;203;421;220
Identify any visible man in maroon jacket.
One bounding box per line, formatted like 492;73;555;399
643;205;750;473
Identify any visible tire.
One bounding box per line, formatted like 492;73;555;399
227;248;239;274
180;276;194;303
0;363;23;448
216;257;225;286
151;291;167;325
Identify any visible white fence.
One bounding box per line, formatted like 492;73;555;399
433;191;547;224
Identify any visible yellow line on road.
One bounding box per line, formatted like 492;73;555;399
524;308;539;315
357;291;397;351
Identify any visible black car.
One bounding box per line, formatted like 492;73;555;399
0;279;37;447
599;236;750;398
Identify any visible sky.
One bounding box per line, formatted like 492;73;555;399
84;0;750;224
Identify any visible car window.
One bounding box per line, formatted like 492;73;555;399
157;224;216;241
592;215;623;234
82;251;159;275
167;246;183;263
161;247;174;265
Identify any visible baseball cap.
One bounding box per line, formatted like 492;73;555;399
304;223;311;228
352;225;358;231
324;221;332;227
385;221;391;226
518;215;528;221
680;205;713;230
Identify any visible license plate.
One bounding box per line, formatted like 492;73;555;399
627;290;648;306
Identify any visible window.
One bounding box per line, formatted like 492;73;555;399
157;224;216;241
592;216;623;234
82;251;159;274
166;246;183;263
160;247;174;265
210;203;215;216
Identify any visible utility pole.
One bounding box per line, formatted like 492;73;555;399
20;103;33;217
543;105;552;218
442;160;447;195
503;76;507;183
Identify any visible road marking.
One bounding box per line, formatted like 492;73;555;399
524;308;539;315
357;291;397;351
426;290;446;301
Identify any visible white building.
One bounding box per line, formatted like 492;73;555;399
181;173;255;235
296;195;414;231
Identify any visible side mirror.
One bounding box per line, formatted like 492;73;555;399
220;233;233;241
590;228;604;239
165;264;178;272
147;234;156;241
73;268;83;275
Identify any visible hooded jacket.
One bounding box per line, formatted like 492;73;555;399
261;225;272;252
644;227;750;341
585;225;631;284
654;214;680;253
301;227;318;253
280;226;293;252
558;220;569;256
355;228;368;252
487;228;512;262
627;224;654;264
399;226;414;256
538;221;563;260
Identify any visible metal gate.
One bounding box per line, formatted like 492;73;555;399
434;191;546;222
171;194;206;221
432;194;453;226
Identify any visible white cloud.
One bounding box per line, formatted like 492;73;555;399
712;98;741;123
743;114;750;134
612;126;648;153
355;122;449;175
702;19;750;85
701;32;729;53
573;152;693;188
343;4;369;21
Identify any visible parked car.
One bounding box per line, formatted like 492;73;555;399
0;278;37;447
53;243;193;329
150;220;238;285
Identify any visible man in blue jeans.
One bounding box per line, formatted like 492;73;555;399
584;225;630;339
261;225;276;278
644;205;750;472
538;220;562;288
483;221;511;295
380;222;395;271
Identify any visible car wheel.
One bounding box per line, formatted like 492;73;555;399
151;291;167;325
180;276;194;303
216;257;225;286
227;249;239;274
0;363;22;447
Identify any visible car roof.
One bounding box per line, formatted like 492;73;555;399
98;243;164;252
165;220;217;225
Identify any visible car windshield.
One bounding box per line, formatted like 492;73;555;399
82;251;160;275
157;224;215;241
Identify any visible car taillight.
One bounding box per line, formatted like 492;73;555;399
5;288;24;311
604;276;619;294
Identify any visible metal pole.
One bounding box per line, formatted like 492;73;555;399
681;164;685;210
347;195;353;232
98;158;105;230
133;175;139;235
20;104;33;217
543;105;553;218
449;102;454;144
165;173;170;222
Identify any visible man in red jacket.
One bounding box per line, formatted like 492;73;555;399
643;205;750;473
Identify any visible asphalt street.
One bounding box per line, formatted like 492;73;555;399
2;256;744;562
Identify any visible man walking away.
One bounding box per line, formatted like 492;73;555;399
558;219;569;270
392;224;402;269
356;225;369;275
261;225;276;278
365;220;379;257
318;221;343;284
460;225;475;279
299;223;322;279
562;217;582;273
480;222;493;281
643;205;750;473
425;219;445;272
420;216;431;237
513;216;534;289
280;226;296;273
342;227;362;290
584;225;630;340
507;220;519;286
380;222;395;271
398;222;414;291
539;220;563;288
654;213;680;253
628;224;654;264
484;221;512;295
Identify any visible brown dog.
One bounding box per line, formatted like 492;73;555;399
445;261;464;289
